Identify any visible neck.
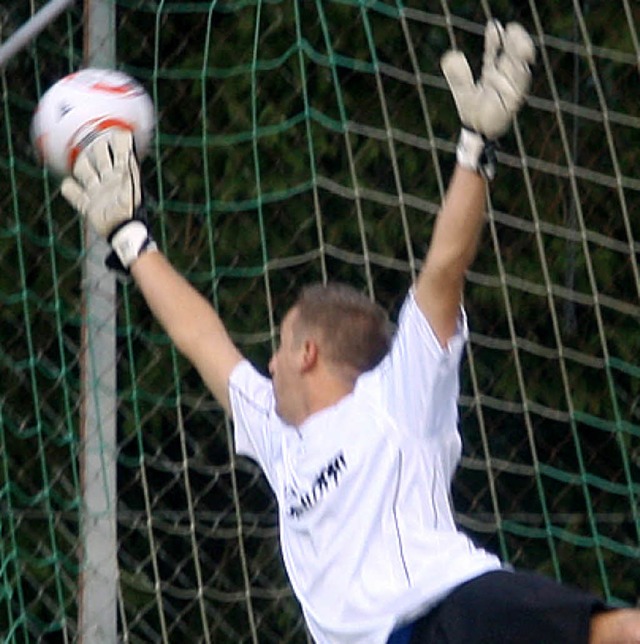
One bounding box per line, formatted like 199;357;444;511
296;373;355;427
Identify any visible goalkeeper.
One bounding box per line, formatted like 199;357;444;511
62;21;640;644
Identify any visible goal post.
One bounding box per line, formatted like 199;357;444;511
79;2;118;643
1;1;639;641
0;0;75;69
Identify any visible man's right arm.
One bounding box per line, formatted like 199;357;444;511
130;250;243;415
61;131;243;416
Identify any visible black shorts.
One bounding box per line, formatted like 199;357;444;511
404;570;608;644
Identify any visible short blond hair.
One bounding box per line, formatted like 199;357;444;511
292;282;393;374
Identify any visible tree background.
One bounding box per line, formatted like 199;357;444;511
1;0;638;641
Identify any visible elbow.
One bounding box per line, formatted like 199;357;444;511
423;248;473;286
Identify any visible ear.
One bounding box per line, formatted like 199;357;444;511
300;339;319;373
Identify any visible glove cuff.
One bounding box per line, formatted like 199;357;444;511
108;219;157;270
456;128;497;180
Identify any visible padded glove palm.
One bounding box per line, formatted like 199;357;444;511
61;129;156;271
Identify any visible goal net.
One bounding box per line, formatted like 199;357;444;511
1;0;638;641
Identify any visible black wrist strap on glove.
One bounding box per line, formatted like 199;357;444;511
105;205;157;276
456;127;498;180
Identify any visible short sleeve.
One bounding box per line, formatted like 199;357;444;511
228;360;281;484
359;290;467;444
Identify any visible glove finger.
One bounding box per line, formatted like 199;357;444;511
91;136;116;179
441;50;475;92
482;20;505;72
128;150;142;209
499;23;535;96
504;22;536;66
441;51;478;127
61;177;89;215
109;129;135;171
494;55;532;101
108;129;142;210
72;149;100;188
483;24;534;101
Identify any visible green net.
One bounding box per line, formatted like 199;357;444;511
1;0;639;641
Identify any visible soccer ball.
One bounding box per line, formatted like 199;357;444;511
31;68;155;176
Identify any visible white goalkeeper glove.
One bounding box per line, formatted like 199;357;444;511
441;20;535;179
61;129;156;272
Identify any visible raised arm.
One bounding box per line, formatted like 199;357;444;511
130;251;242;413
415;166;486;345
61;131;242;414
417;20;535;346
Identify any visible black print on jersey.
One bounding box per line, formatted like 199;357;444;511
288;451;347;519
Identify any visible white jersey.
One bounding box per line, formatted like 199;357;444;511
229;291;502;644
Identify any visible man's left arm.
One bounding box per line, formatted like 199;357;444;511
415;20;535;347
415;166;486;346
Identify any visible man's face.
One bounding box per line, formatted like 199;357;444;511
269;307;303;425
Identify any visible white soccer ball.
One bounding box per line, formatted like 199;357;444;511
31;68;155;176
